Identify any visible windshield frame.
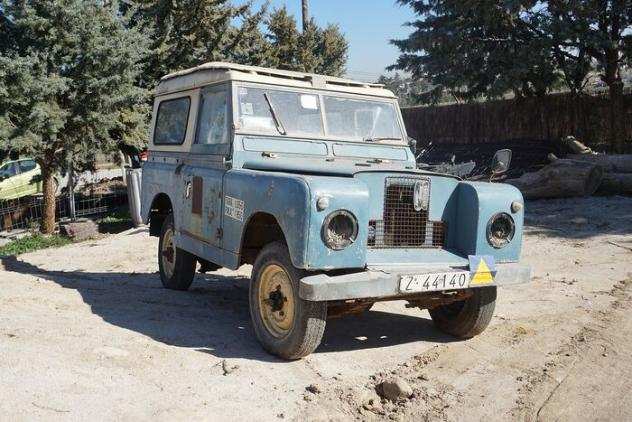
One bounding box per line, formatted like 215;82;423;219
232;82;407;145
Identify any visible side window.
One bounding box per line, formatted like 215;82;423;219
154;97;191;145
19;160;37;172
195;89;228;145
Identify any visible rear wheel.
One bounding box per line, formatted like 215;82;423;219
429;286;497;338
158;213;196;290
250;242;327;360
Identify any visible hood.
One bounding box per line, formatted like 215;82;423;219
240;156;458;180
233;135;463;178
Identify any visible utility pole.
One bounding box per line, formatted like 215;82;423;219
301;0;309;32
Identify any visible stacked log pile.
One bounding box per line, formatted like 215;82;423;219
565;154;632;195
506;136;632;199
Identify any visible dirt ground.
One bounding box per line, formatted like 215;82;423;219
1;196;631;421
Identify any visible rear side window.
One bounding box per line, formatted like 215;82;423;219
19;160;37;172
154;97;191;145
196;89;228;145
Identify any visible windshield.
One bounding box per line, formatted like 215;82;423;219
237;87;324;137
323;96;402;141
236;86;404;142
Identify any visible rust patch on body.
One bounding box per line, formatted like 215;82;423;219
192;176;203;215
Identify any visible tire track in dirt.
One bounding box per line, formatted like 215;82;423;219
513;278;632;421
298;278;632;421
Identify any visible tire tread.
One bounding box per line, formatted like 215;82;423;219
158;214;196;291
250;241;326;360
430;286;497;338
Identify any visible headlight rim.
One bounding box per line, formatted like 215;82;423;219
486;212;516;249
321;209;359;251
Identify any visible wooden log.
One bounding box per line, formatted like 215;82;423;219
563;136;594;154
506;159;603;199
566;154;632;173
597;173;632;195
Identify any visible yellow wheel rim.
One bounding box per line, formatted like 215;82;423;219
161;227;176;279
258;264;295;339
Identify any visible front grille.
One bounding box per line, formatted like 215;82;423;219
368;177;446;249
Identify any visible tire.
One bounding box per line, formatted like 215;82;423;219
250;241;327;360
429;286;497;338
158;213;196;291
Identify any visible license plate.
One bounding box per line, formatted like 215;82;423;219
399;271;471;293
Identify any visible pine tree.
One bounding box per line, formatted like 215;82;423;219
392;0;631;148
129;0;269;87
376;73;433;107
265;7;348;77
390;1;564;102
315;24;348;77
0;0;150;233
127;2;348;82
266;7;301;71
547;1;632;151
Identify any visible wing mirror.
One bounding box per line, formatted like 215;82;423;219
491;149;512;175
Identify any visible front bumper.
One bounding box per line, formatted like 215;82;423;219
299;263;531;302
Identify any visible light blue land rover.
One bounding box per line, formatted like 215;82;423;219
141;62;530;359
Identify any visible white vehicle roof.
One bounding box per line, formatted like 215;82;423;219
156;61;396;99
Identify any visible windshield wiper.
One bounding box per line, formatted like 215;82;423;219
363;136;402;143
263;93;287;135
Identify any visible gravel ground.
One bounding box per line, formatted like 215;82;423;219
1;196;631;421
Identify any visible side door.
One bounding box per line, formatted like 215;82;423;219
188;83;232;249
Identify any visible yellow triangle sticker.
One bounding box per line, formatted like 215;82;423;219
470;259;494;285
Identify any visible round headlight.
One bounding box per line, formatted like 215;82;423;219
322;210;358;250
487;212;515;249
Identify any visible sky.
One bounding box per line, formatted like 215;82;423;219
245;0;416;81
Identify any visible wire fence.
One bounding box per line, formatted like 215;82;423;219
0;191;128;233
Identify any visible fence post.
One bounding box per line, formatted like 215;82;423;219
68;166;76;221
120;151;128;185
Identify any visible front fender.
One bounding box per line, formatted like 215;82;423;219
223;170;370;270
302;175;369;270
454;181;524;263
222;169;312;268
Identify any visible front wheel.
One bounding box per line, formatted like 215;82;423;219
250;242;327;360
429;286;497;338
158;213;196;290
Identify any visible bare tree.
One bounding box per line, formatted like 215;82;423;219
301;0;309;32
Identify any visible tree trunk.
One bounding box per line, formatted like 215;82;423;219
505;159;603;199
602;41;625;153
40;165;57;234
566;154;632;173
301;0;309;32
609;81;625;153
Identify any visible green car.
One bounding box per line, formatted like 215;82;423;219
0;158;44;201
